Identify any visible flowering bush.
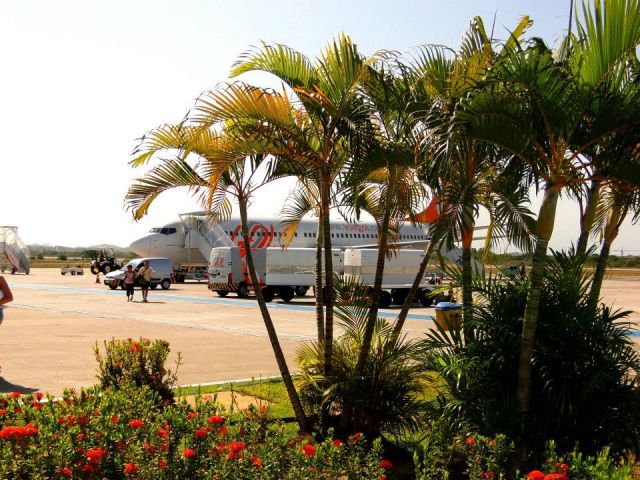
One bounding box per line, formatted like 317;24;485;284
0;386;386;479
94;337;180;404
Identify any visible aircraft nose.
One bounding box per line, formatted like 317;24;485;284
129;235;152;257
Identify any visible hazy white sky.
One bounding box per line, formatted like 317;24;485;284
1;0;637;253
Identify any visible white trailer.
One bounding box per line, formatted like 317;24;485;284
343;248;436;308
208;246;343;302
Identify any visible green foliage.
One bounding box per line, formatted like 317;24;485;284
419;249;640;456
94;338;181;405
296;277;427;438
57;254;67;261
0;387;386;479
36;253;44;260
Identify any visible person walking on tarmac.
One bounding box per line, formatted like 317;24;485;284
137;261;153;303
123;264;137;302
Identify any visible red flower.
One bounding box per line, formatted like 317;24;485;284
86;447;105;464
465;436;476;446
34;392;44;401
10;391;20;399
123;463;138;474
186;412;198;420
379;459;393;470
544;475;569;480
251;455;263;467
208;415;225;425
115;440;125;450
302;443;316;457
0;409;6;415
30;400;43;410
0;423;38;440
353;433;361;440
158;459;168;469
60;466;72;477
160;443;168;452
559;464;570;473
182;448;196;459
218;426;229;436
229;441;246;453
157;428;168;438
194;428;207;440
483;472;496;480
129;419;144;428
527;471;545;480
333;439;343;447
111;415;118;424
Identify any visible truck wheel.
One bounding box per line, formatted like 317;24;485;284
91;265;100;275
236;283;250;298
419;291;434;307
150;284;158;290
108;284;118;290
379;291;392;309
294;286;308;297
279;287;295;303
160;279;171;290
103;264;112;274
216;290;229;297
61;272;66;276
391;288;408;305
261;287;275;303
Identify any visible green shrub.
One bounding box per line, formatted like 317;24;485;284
0;387;386;479
420;249;640;457
94;338;181;405
57;254;67;261
36;253;44;260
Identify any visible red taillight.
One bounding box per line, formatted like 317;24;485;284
228;272;232;283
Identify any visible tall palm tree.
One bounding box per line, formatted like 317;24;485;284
228;36;373;375
409;16;535;341
125;122;310;432
457;0;640;432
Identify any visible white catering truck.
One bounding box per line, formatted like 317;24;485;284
208;246;343;302
343;248;435;308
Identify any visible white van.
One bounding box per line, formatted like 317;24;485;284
104;257;174;290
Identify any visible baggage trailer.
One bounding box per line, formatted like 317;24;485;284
343;248;435;308
208;246;342;303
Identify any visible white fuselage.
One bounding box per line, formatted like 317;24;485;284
129;216;430;265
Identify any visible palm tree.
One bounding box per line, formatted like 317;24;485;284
457;0;640;431
125;122;310;432
409;16;535;341
228;36;373;375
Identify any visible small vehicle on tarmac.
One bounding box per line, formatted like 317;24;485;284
89;249;122;275
103;257;174;290
61;265;84;276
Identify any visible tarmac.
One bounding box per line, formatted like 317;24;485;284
1;269;638;395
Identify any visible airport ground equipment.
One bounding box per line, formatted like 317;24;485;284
103;257;174;290
60;265;84;275
89;249;121;275
0;226;30;274
208;246;343;303
343;248;437;308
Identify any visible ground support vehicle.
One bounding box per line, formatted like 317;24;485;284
61;265;84;275
104;257;174;290
89;249;121;275
172;265;208;283
208;246;342;303
343;249;435;308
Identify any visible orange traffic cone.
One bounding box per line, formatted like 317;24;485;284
95;273;100;284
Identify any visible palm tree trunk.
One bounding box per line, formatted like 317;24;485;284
576;179;601;256
517;185;559;434
238;196;309;433
355;166;396;373
315;214;325;344
391;239;436;341
320;169;335;375
461;210;474;343
589;201;624;306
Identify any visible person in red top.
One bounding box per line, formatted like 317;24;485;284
123;265;137;302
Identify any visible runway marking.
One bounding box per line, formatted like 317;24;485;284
11;283;436;321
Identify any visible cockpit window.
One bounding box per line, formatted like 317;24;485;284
150;227;177;235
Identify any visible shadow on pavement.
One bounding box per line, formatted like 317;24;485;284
0;377;39;394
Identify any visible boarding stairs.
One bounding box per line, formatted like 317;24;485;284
180;215;234;266
0;226;30;274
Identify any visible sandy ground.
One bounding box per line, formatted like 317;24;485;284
0;269;436;395
0;269;638;396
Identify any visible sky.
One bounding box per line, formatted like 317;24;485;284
0;0;637;253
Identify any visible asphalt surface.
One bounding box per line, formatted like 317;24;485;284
1;269;638;395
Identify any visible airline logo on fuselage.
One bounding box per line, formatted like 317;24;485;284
229;223;276;248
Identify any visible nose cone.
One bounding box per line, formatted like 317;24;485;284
129;235;153;257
